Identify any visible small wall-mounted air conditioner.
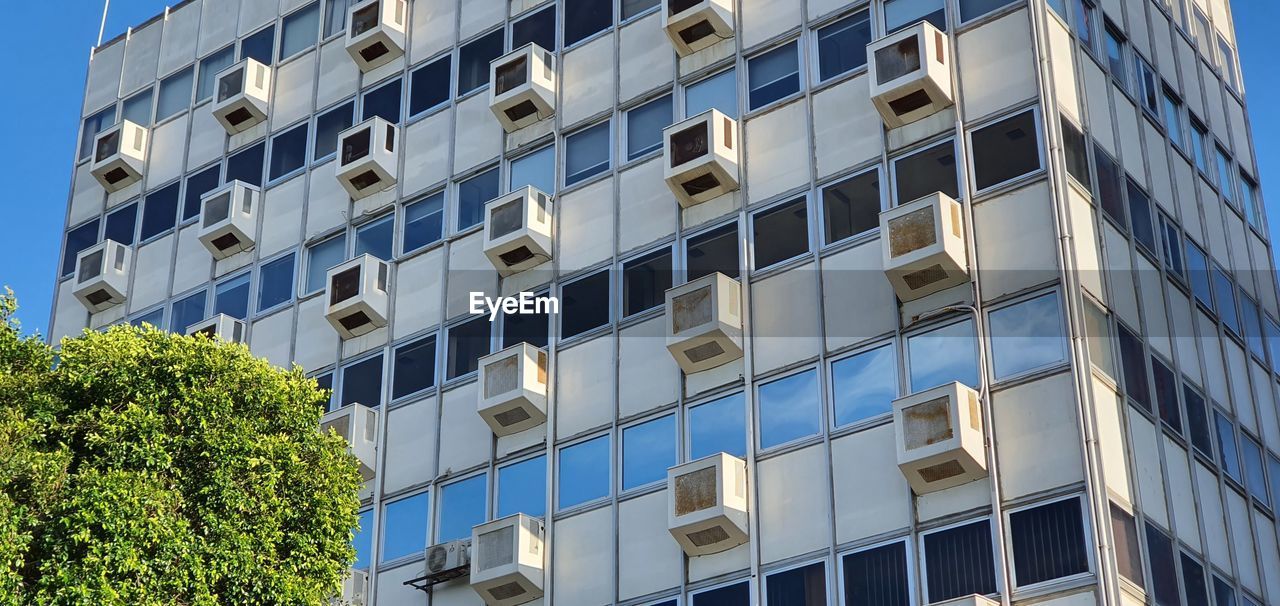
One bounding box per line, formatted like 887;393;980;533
867;20;954;129
345;0;407;72
324;254;390;339
477;343;548;436
488;43;556;132
667;452;749;556
90;120;148;192
424;539;472;579
893;381;987;494
336;117;398;200
664;272;742;374
333;568;369;606
482;186;553;277
321;402;378;482
879;191;969;302
470;514;544;606
663;109;739;208
73;240;131;312
211;58;271;134
662;0;734;56
197;180;259;260
185;313;246;343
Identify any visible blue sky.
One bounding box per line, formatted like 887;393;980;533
2;1;1278;337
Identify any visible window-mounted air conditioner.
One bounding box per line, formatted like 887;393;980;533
893;381;987;494
211;58;271;134
321;402;379;482
90;120;148;192
345;0;407;72
662;0;734;57
665;272;742;374
470;513;545;606
185;313;246;343
867;20;954;129
663;109;739;208
424;538;472;579
197;180;259;260
336;117;398;200
332;568;369;606
73;240;131;312
482;186;553;277
488;43;556;133
667;452;749;556
324;254;390;339
879;191;969;302
477;343;548;437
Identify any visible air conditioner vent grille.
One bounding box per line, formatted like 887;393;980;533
494;55;529;96
95;130;120;163
918;459;966;483
674;466;718;516
875;37;922;85
901;264;948;291
351;4;379;36
903;397;953;449
887;206;937;257
204;192;232;227
330;266;362;304
342;128;372;165
477;525;515;571
338;311;372;332
217;67;244;103
484;356;519;398
687;525;731;547
685;341;725;364
670;123;709;167
494;407;532;427
79;250;104;283
489;198;524;239
671;285;712;334
488;581;527;601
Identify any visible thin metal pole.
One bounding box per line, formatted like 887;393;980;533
96;0;110;46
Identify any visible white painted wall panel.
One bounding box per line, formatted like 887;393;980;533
617;491;681;601
120;20;163;96
558;176;615;272
619;14;674;103
617;159;677;255
618;318;679;419
555;336;616;439
745;100;809;204
392;249;444;340
758;445;829;564
158;2;201;77
956;10;1036;121
553;507;614;605
822;240;897;352
993;373;1085;499
831;426;911;544
437;382;491;473
383;396;437;494
561;35;616;128
812;75;881;179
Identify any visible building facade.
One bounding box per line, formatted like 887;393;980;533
48;0;1278;604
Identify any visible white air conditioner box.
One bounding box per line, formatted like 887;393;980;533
73;240;131;312
331;568;369;606
185;313;246;343
893;381;987;494
662;0;734;56
489;43;556;132
424;539;472;579
482;186;553;277
665;272;742;374
336;117;398;200
197;180;259;259
663;109;739;208
345;0;407;72
667;452;749;556
321;402;379;482
324;254;390;339
211;58;271;134
470;514;545;606
477;343;548;436
90;120;148;192
879;191;969;302
867;20;954;129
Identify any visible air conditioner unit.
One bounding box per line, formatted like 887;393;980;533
324;254;390;339
667;452;749;556
90;120;148;192
879;191;969;302
331;568;369;606
664;272;742;374
211;58;271;134
321;402;378;482
185;313;246;343
336;117;398;200
424;539;472;578
477;343;548;437
72;240;131;312
662;0;734;56
197;180;259;260
345;0;407;72
893;381;987;494
470;514;544;606
488;43;556;132
866;20;954;129
663;109;739;208
482;186;553;277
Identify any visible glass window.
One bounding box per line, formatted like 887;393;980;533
305;235;346;294
240;25;275;64
226;141;266;187
1127;180;1156;252
832;343;897;427
257;253;295;312
753;198;809;269
1152;359;1181;433
140;182;181;241
352;509;373;570
622;415;676;490
1061;116;1091;188
446;316;490;379
1241;176;1263;230
1134;58;1159;116
1213;577;1237;606
1241;296;1265;359
1217;37;1239;90
1010;499;1088;586
821;169;881;245
316;372;335;410
214;273;251;320
1144;523;1179;606
323;0;352;37
558;435;610;509
1110;503;1144;587
502;293;550;348
1190;119;1210;174
409;56;452;116
380;492;429;563
197;46;235;102
510;145;556;195
1117;323;1150;412
686;224;740;281
1182;555;1210;606
564;0;611;47
560;270;611;338
1215;410;1241;482
894;140;959;204
456;167;500;231
971;110;1041;191
958;0;1017;22
183;165;220;221
623;248;672;317
694;582;750;606
1213;267;1239;334
156;68;194;121
1083;301;1115;377
989;293;1067;380
1104;24;1126;83
392;335;436;400
884;0;946;32
689;392;746;459
565;122;611;186
513;5;556;50
314;101;355;160
438;474;487;542
765;562;826;604
498;455;546;518
1269;455;1280;514
122;89;153;126
626;95;672;160
747;42;800;110
1164;91;1185;149
354;214;395;260
757;369;821;449
1185;242;1213;309
907;319;979;392
1073;0;1096;51
61;220;99;277
1240;435;1268;506
104;203;138;246
1268;318;1280;374
1094;144;1126;228
816;10;871;81
1183;384;1214;457
622;0;658;20
130;308;165;329
403;192;445;253
170;290;206;335
1215;147;1235;203
686;69;737;119
458;29;504;94
842;542;909;606
341;354;383;408
924;520;996;601
269;123;309;181
1160;215;1184;278
1046;0;1068;19
362;78;402;123
78;106;116;161
281;2;320;60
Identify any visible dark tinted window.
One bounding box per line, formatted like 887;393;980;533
924;520;996;601
1144;523;1179;606
694;582;750;606
747;43;801;110
1010;499;1089;586
753;198;809;269
447;317;490;379
458;29;504;94
1181;554;1210;606
1061;117;1091;187
564;121;611;186
342;354;384;408
972;111;1040;190
1117;323;1150;412
456;167;500;230
1183;384;1214;456
503;299;550;349
1152;359;1181;433
817;10;871;81
1213;576;1237;606
1215;410;1241;481
226;141;266;187
513;6;556;51
623;249;672;317
1094;143;1126;228
315;101;355;160
183;165;221;220
1127;179;1156;252
392;335;436;399
1185;242;1214;309
269;123;309;180
62;220;100;276
687;224;740;281
842;542;908;606
959;0;1018;21
213;273;251;320
240;25;275;64
362;78;402;123
140;182;181;241
765;562;825;605
404;192;444;252
170;290;206;335
1213;268;1239;334
894;141;959;204
564;0;611;47
257;253;295;311
822;170;881;244
561;270;611;338
1110;503;1144;587
105;203;138;246
409;56;451;116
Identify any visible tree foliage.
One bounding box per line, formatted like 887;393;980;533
0;292;362;605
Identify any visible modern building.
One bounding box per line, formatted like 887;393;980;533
48;0;1277;604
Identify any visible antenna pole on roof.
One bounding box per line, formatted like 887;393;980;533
97;0;111;47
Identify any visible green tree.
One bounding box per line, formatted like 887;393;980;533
0;291;362;605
